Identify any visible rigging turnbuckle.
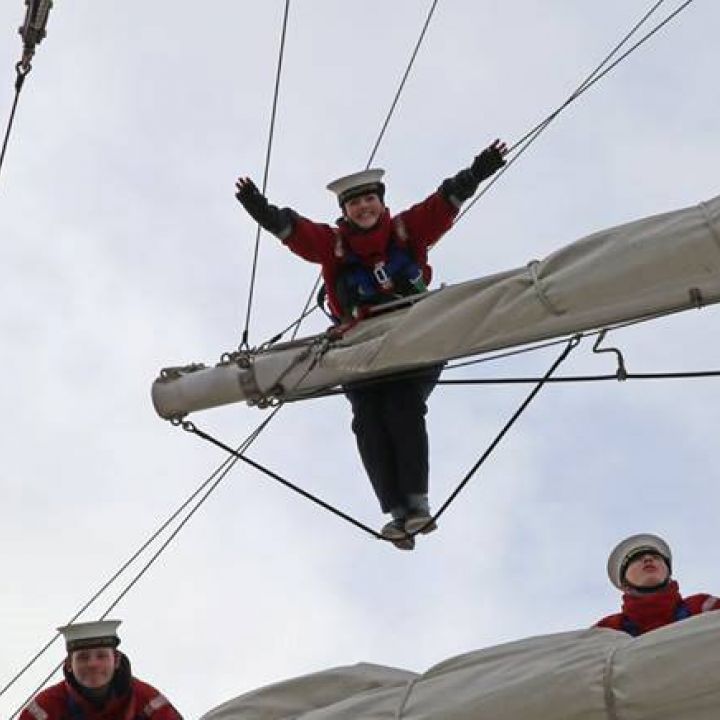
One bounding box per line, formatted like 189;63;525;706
17;0;53;74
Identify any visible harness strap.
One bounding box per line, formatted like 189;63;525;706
393;215;409;246
332;227;344;259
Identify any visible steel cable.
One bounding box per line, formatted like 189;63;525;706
240;0;291;349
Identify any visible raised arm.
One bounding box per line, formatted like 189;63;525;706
439;139;508;208
235;177;296;240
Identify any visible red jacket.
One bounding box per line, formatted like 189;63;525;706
20;654;182;720
595;580;720;636
282;191;457;319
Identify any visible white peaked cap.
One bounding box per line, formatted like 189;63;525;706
607;533;672;589
327;168;385;202
58;619;122;651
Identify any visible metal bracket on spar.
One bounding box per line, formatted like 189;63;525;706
593;329;628;380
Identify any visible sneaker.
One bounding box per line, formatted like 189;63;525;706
381;519;415;551
405;512;437;535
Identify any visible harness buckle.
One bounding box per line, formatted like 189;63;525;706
373;262;393;291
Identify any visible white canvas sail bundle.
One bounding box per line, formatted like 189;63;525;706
153;194;720;419
201;611;720;719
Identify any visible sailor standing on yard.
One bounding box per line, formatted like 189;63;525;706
235;140;507;549
595;534;720;635
20;620;183;720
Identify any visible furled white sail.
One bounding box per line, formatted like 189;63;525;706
201;611;720;719
153;194;720;419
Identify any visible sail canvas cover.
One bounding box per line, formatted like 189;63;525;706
201;611;720;719
153;194;720;418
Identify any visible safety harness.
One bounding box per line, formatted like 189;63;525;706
331;216;426;319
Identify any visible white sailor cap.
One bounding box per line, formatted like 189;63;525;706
607;533;672;590
58;620;122;652
326;168;385;206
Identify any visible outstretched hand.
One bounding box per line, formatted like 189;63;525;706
471;139;508;182
235;176;260;204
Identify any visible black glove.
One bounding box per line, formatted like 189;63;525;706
235;178;295;238
439;139;507;205
471;140;507;182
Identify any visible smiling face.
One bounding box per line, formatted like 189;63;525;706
69;647;119;690
343;193;385;229
623;552;670;589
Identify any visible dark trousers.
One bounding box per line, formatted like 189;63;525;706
344;366;442;513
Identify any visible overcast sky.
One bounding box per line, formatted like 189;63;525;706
1;1;719;717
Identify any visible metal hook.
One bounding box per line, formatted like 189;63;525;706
592;329;627;380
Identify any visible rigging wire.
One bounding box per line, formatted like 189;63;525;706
439;369;720;386
285;365;720;402
240;0;291;350
291;274;323;342
181;420;383;538
365;0;439;169
430;336;578;526
0;66;29;184
456;0;693;224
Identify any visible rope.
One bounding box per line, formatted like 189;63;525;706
511;0;668;153
181;420;383;538
0;65;31;185
365;0;440;168
260;302;318;349
178;336;577;541
291;274;323;341
455;0;693;224
429;335;579;527
240;0;291;350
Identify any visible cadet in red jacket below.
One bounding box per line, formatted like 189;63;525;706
596;533;720;636
236;140;507;550
20;619;183;720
